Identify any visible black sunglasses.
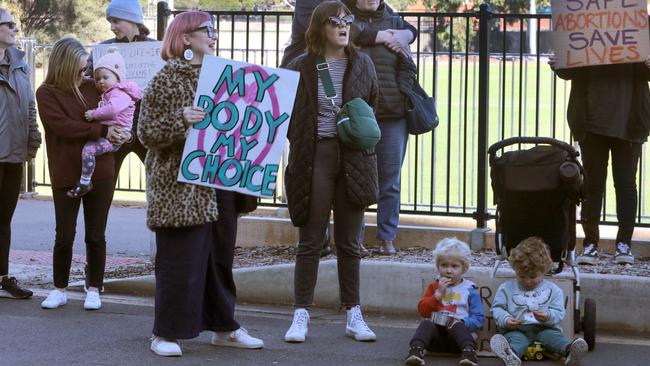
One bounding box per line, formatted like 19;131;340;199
191;25;216;39
325;14;354;27
0;21;17;30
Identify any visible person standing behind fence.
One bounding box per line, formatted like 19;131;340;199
549;54;650;265
0;8;42;300
346;0;417;255
36;37;131;311
138;11;264;357
283;1;379;344
86;0;155;183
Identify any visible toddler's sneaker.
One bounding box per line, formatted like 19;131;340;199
346;305;376;341
0;276;33;299
41;289;67;309
211;327;264;349
614;242;634;264
66;182;93;198
576;243;598;265
490;334;521;366
150;336;182;357
84;289;101;310
285;308;309;342
564;338;588;366
404;345;425;365
459;347;478;366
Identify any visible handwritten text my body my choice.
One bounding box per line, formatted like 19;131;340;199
180;65;289;196
554;0;648;67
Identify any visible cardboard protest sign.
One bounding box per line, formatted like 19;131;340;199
92;42;164;89
178;55;299;197
551;0;650;68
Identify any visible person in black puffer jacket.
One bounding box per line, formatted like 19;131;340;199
550;54;650;266
347;0;418;255
283;0;379;344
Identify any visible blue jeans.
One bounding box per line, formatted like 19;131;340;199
374;118;408;241
501;324;571;358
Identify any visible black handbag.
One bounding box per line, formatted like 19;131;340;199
404;81;439;135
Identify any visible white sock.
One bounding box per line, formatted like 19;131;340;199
79;176;91;185
86;287;99;293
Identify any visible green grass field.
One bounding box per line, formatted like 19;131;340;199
29;52;650;224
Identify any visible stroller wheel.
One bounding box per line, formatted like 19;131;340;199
582;298;596;351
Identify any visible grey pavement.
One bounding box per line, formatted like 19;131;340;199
12;198;150;257
1;293;647;366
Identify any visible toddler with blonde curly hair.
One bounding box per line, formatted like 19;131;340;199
490;237;588;366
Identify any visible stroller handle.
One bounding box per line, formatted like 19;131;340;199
488;137;579;159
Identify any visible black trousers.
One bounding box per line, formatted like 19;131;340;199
153;190;240;339
0;163;23;276
410;320;476;352
51;179;114;289
579;133;642;245
112;137;146;187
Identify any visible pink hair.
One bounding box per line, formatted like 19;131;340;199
161;11;212;61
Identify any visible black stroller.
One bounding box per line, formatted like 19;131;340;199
488;137;596;351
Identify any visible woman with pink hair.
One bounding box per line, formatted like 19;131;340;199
138;11;264;357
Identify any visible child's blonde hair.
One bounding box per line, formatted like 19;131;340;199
509;237;553;275
432;238;471;271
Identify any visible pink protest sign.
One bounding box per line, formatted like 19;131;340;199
178;56;299;197
551;0;650;68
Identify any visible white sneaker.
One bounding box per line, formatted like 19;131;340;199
211;327;264;349
285;308;309;342
564;338;588;366
150;336;182;357
41;290;67;309
614;242;634;264
84;290;101;310
490;334;521;366
345;305;376;342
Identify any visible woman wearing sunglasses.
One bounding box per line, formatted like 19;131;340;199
0;8;41;300
345;0;418;256
283;0;379;343
138;11;263;357
36;37;131;310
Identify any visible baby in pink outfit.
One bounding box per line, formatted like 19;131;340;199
67;47;143;198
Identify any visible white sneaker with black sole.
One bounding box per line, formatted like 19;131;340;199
285;308;309;342
614;242;634;264
490;334;521;366
576;243;598;265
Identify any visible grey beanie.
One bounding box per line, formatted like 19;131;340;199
106;0;145;25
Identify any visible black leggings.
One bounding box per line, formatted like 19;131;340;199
0;163;23;276
410;320;476;352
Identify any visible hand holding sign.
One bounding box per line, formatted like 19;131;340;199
183;106;207;126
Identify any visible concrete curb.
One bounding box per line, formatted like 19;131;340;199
89;261;650;336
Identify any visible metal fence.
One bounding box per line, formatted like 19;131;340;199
23;3;650;228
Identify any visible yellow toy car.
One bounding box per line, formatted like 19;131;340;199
523;341;545;361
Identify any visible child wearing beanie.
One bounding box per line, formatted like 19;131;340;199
67;47;143;198
405;238;485;366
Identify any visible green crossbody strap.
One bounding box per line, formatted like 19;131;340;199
316;56;340;112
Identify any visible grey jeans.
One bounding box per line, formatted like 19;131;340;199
294;138;364;308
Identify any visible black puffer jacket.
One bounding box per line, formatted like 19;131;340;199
285;51;379;227
349;1;412;119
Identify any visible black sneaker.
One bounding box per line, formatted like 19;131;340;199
66;182;93;198
576;243;598;265
0;276;33;299
459;347;478;366
404;345;425;366
614;242;634;264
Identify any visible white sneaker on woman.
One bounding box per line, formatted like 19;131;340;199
211;327;264;349
83;290;101;310
346;305;376;341
285;308;310;342
41;290;67;309
150;336;182;357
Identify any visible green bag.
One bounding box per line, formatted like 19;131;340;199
317;58;381;150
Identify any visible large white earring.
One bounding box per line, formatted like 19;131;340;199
183;48;194;61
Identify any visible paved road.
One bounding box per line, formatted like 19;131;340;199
1;293;648;366
12;199;150;257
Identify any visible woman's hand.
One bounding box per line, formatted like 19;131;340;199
107;126;131;145
183;106;206;127
548;54;557;70
84;110;94;121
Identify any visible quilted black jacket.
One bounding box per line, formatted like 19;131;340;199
285;50;380;227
